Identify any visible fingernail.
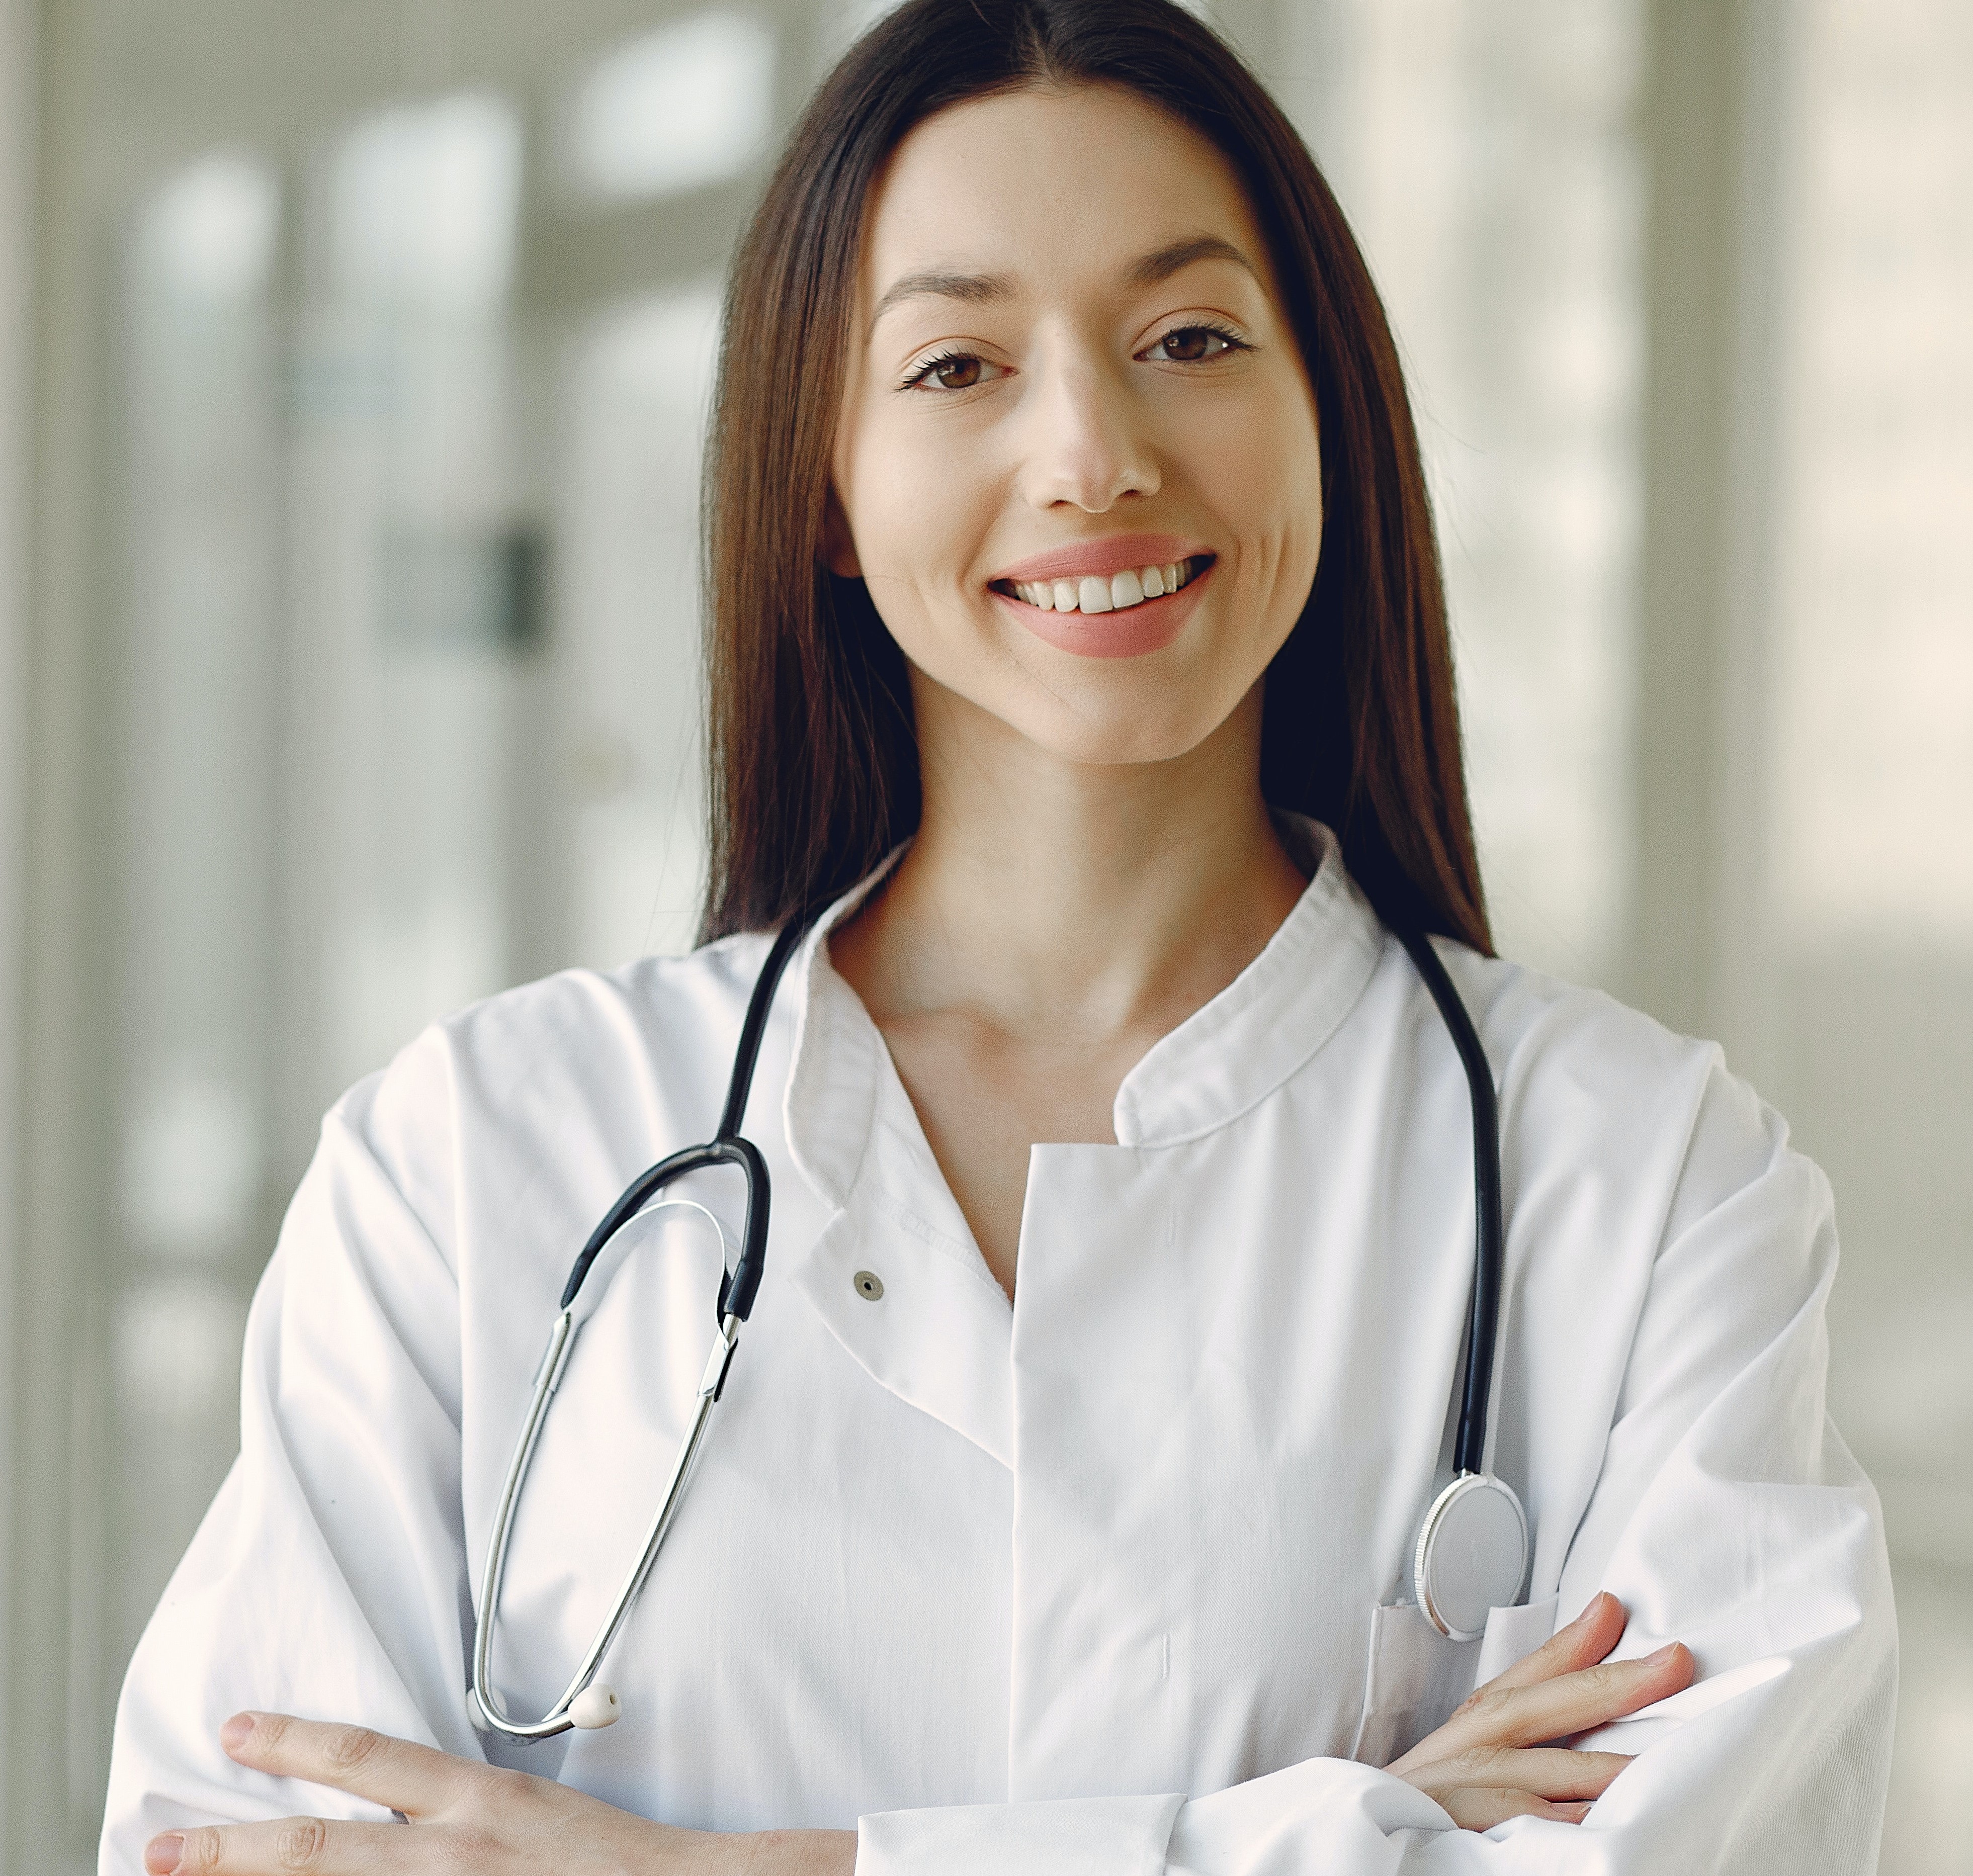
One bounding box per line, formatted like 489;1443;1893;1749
144;1834;184;1874
1644;1642;1682;1666
221;1711;256;1751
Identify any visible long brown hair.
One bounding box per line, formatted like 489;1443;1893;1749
699;0;1491;953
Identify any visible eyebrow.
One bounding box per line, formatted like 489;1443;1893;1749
866;232;1259;338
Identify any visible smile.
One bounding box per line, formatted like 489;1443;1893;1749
994;556;1209;616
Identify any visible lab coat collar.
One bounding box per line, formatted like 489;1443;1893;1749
777;813;1381;1183
777;817;1385;1470
1113;816;1387;1146
782;816;1386;1179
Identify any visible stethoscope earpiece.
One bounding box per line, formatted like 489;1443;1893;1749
568;1683;622;1730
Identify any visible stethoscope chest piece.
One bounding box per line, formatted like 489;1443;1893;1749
1413;1471;1529;1642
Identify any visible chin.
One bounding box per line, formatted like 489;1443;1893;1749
1005;690;1234;770
901;627;1263;772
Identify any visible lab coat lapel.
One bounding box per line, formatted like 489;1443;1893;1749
790;1196;1014;1469
781;883;1016;1470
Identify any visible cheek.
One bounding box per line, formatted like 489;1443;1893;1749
841;411;995;591
839;428;1013;695
1210;400;1321;553
1216;412;1323;643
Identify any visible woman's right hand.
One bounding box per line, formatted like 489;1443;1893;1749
1386;1591;1694;1831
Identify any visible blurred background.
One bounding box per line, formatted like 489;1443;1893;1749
0;0;1965;1867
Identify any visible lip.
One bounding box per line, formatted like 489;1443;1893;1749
989;533;1213;587
993;556;1215;660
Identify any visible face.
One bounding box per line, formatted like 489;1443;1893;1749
829;82;1324;768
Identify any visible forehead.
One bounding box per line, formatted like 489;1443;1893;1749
860;82;1266;295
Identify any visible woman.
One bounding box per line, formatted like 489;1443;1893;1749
103;1;1895;1870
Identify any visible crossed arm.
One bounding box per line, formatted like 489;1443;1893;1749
141;1593;1690;1875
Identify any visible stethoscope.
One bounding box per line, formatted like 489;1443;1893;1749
466;913;1527;1743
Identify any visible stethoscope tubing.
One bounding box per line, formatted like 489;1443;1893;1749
469;913;816;1743
1392;927;1504;1480
469;907;1518;1734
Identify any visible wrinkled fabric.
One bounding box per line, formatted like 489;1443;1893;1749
101;823;1895;1874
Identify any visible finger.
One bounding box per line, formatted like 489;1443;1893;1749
1437;1788;1594;1832
1446;1644;1695;1753
147;1817;401;1875
220;1713;472;1818
1481;1592;1628;1695
1403;1748;1632;1807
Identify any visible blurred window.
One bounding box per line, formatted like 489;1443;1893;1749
1278;0;1646;984
331;92;521;311
137;152;278;304
111;143;282;1757
560;280;725;968
1770;0;1973;943
567;13;775;203
301;92;531;1100
1764;3;1973;1865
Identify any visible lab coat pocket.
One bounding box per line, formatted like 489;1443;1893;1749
1350;1595;1560;1768
1472;1593;1559;1686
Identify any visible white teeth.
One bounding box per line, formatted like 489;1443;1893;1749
1009;557;1199;614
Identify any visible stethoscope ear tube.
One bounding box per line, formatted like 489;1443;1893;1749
470;1310;741;1741
470;910;818;1741
712;1137;771;1325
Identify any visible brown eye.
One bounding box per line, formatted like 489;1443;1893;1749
926;354;982;389
1143;324;1245;364
900;350;1010;393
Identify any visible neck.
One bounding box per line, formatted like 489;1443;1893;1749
838;677;1308;1041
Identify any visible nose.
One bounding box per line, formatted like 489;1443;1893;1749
1017;346;1160;514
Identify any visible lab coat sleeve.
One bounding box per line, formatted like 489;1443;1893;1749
99;1035;479;1874
856;1060;1897;1875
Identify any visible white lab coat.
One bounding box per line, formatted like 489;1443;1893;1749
101;820;1896;1873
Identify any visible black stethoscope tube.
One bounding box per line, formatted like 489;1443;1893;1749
472;904;1517;1740
554;914;814;1325
562;912;1506;1443
1393;926;1503;1479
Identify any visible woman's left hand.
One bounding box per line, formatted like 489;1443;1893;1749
143;1713;858;1875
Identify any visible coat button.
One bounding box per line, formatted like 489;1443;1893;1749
853;1270;884;1301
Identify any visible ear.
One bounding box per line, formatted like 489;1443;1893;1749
820;487;863;579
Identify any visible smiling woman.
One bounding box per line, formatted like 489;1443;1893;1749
101;3;1893;1874
828;85;1323;771
702;3;1484;955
